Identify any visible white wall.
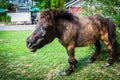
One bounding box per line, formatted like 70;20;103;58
8;13;31;22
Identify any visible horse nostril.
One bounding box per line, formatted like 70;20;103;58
26;37;32;48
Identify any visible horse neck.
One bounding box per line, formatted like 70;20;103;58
54;15;79;39
55;19;72;39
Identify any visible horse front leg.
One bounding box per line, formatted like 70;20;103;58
59;42;78;76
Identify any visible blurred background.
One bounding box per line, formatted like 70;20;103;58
0;0;119;28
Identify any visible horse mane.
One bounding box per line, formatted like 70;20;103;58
38;9;79;25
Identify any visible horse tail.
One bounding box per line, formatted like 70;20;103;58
107;18;117;57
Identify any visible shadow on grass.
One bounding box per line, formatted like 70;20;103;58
74;49;118;74
0;53;13;80
74;55;90;74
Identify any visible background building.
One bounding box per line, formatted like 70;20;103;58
8;0;34;7
65;0;86;14
7;0;38;24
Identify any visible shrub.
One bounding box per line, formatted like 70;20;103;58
80;0;120;28
0;14;11;22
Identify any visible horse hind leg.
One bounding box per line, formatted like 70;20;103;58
86;39;101;63
100;32;114;67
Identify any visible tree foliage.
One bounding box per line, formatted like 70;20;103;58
50;0;66;9
34;0;66;9
0;0;13;22
66;0;71;2
0;0;15;11
82;0;120;28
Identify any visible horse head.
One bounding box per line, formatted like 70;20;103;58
26;10;56;52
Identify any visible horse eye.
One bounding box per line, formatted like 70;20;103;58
42;27;47;31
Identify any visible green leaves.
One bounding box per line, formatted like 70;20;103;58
34;0;66;9
82;0;120;28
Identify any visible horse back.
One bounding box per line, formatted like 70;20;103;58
75;14;104;46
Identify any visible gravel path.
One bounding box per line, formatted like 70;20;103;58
0;25;35;31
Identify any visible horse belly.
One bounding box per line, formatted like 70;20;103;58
76;29;99;47
76;35;98;47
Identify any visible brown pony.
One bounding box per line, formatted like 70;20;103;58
26;9;116;76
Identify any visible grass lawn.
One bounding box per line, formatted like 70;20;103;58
0;30;120;80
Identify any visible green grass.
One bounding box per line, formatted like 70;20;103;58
0;30;120;80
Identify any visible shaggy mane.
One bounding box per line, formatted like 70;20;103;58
38;9;79;24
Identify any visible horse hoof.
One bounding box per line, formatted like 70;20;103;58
104;63;111;67
59;72;68;76
86;59;93;63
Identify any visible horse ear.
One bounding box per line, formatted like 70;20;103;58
37;10;55;26
46;11;55;26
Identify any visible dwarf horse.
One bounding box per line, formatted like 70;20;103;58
26;9;116;75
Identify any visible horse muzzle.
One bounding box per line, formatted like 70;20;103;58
26;37;44;52
26;37;37;52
